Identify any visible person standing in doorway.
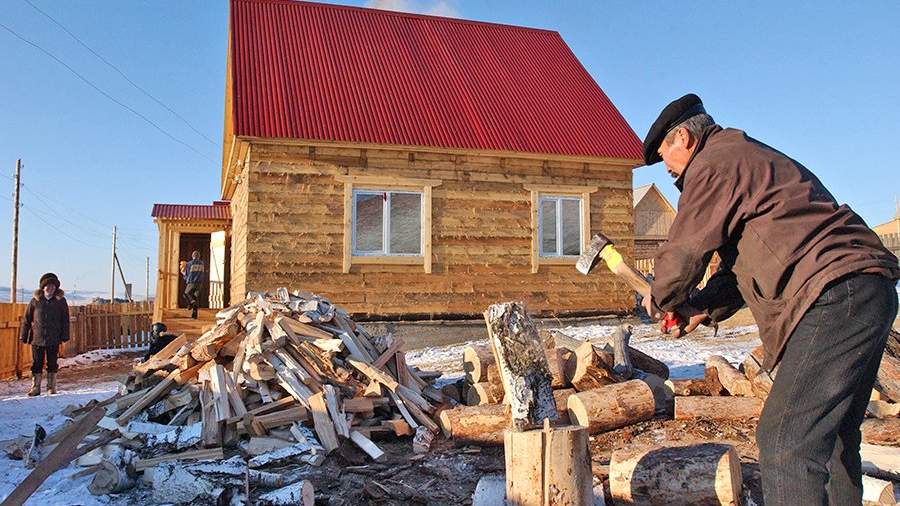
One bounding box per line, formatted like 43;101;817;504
184;250;205;319
20;273;70;396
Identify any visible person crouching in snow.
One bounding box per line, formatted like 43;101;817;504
20;273;70;396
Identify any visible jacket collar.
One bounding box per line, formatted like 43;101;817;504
33;289;65;301
673;124;722;192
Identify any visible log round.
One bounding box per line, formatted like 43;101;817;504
569;342;620;392
609;443;742;506
88;460;137;495
463;344;494;384
861;418;900;446
438;404;509;445
665;378;710;397
504;425;593;506
706;355;753;397
567;380;655;434
674;396;763;420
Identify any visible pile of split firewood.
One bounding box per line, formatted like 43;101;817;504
3;289;451;505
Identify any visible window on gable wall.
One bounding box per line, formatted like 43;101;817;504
352;190;423;256
539;196;582;257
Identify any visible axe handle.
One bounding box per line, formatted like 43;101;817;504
598;246;663;319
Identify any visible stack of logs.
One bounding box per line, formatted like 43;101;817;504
439;324;671;445
4;289;451;505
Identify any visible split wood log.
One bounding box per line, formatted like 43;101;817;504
545;345;570;389
861;475;895;505
874;352;900;403
464;344;494;384
308;392;340;453
861;418;900;446
548;329;670;379
323;385;350;438
704;362;728;397
199;382;222;448
382;419;414;437
145;423;202;452
861;443;900;481
413;425;434;453
504;423;593;506
741;346;774;400
1;405;106;506
484;302;557;430
152;455;248;505
133;447;225;471
611;324;634;378
665;378;710;396
191;318;241;362
145;385;196;419
466;382;500;406
569;341;622;392
706;355;753;397
115;363;202;425
567;380;655;434
248;441;325;468
609;443;742;506
867;400;900;419
350;430;385;461
247;437;294;456
674;396;764;420
257;480;315;506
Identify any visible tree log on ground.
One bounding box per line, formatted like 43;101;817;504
609;443;742;506
567;380;655;434
463;344;494;384
151;455;248;505
505;425;593;506
674;396;763;420
665;379;710;396
706;355;753;397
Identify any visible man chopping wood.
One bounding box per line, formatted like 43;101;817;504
640;93;899;505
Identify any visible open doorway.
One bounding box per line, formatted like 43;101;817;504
177;233;211;309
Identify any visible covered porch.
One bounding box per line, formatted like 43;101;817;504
151;201;232;324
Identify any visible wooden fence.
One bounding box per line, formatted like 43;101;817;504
881;233;900;258
0;301;154;380
634;256;720;289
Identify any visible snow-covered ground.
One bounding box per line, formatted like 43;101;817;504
406;321;762;381
0;381;120;505
58;348;144;369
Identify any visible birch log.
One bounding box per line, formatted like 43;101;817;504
674;396;763;420
484;302;557;431
609;443;742;506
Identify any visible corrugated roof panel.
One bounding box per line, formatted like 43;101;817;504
230;0;643;161
151;203;232;221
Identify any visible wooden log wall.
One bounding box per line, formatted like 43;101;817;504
228;142;638;320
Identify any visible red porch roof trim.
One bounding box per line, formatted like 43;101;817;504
151;201;232;221
228;0;643;162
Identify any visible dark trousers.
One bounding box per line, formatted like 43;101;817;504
184;283;201;313
31;344;60;375
757;274;898;506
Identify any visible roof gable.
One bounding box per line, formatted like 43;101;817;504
228;0;642;161
633;183;675;213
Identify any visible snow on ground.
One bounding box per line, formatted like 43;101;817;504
58;348;144;369
406;320;762;382
0;380;121;505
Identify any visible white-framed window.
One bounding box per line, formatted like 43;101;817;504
538;195;582;257
352;189;423;256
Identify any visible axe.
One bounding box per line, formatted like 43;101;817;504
577;233;680;330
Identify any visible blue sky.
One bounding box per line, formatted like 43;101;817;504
0;0;898;295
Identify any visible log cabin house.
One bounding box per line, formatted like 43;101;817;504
633;183;676;260
152;0;644;324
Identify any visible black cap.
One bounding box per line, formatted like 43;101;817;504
39;272;60;289
642;93;706;166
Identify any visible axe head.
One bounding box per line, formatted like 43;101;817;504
576;233;614;275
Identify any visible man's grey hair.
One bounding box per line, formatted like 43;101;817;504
664;113;715;144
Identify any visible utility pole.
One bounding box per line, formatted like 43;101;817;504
145;256;150;301
110;225;117;302
10;160;21;304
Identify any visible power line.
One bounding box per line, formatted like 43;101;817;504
0;20;216;163
22;0;219;148
20;203;106;249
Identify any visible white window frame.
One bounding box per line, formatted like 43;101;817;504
351;189;424;257
524;184;597;273
538;195;583;258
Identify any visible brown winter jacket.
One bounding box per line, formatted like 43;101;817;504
650;125;900;370
20;289;70;347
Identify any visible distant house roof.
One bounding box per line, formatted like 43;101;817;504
151;201;231;221
633;183;675;213
228;0;643;161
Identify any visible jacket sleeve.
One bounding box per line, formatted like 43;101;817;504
20;300;35;343
62;299;70;342
650;165;744;312
688;265;745;323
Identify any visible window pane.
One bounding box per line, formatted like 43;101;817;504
561;199;581;255
389;193;422;254
540;199;557;255
355;193;383;253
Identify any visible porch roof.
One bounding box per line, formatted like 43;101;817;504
151;201;231;221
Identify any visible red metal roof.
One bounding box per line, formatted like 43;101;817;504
151;202;232;221
229;0;643;161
